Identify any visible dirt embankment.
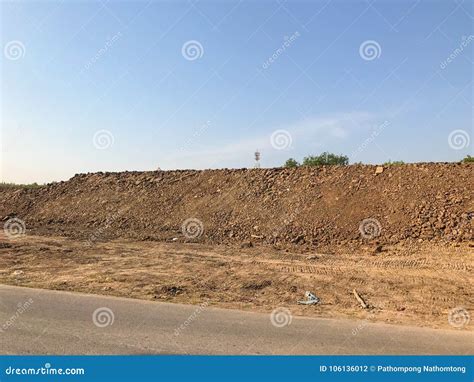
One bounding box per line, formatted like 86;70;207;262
1;163;473;248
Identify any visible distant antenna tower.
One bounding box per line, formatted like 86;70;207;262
254;150;261;168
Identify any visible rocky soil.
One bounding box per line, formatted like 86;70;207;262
1;163;473;248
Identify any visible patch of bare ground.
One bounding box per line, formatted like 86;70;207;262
1;234;472;330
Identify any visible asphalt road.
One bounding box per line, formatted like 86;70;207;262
0;285;472;355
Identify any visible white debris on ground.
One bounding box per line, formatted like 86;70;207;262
297;291;320;305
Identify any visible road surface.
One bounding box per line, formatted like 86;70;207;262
0;285;472;354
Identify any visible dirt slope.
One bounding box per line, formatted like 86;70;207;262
1;163;473;248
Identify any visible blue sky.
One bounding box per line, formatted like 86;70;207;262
1;0;473;183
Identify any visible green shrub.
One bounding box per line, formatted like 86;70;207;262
383;160;405;166
283;158;299;168
461;155;474;163
0;182;41;189
302;152;349;166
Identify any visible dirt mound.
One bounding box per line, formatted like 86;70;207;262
1;163;473;248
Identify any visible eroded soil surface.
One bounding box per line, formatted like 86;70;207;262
1;164;472;248
1;234;472;330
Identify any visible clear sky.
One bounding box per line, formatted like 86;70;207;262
1;0;473;184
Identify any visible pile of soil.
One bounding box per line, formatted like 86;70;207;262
1;163;473;248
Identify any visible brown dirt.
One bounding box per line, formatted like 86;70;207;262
1;164;473;247
0;235;472;329
0;164;472;329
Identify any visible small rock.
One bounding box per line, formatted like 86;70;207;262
240;241;253;248
373;245;383;254
292;235;305;244
307;255;318;260
375;166;384;174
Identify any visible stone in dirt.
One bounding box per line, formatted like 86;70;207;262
0;164;472;248
240;241;253;248
373;245;383;254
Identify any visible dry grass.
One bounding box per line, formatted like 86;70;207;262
1;234;472;330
